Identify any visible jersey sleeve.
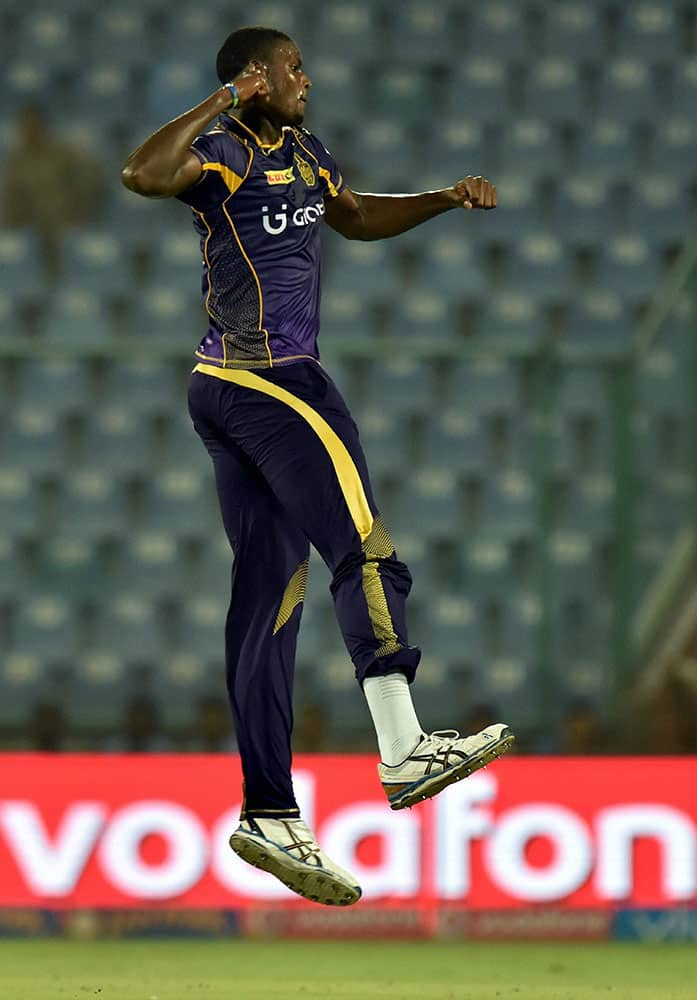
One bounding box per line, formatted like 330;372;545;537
302;132;346;200
176;129;250;211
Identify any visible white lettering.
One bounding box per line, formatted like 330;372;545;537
596;805;697;900
434;774;496;898
487;804;593;902
321;804;419;898
261;201;325;236
0;801;106;896
98;802;207;899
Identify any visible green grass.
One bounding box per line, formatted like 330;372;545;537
1;940;696;1000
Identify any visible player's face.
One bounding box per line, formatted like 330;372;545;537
263;42;311;126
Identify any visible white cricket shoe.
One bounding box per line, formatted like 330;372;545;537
379;723;515;810
229;816;362;906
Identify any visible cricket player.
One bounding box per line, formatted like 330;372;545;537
122;26;514;906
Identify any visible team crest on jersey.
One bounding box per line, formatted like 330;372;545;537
265;167;295;185
294;153;316;187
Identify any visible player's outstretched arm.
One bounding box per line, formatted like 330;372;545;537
325;175;496;241
121;67;269;198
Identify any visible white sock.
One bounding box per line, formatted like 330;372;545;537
363;673;423;766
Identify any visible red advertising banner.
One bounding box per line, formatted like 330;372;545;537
0;755;696;910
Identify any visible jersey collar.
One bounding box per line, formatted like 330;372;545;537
219;114;289;154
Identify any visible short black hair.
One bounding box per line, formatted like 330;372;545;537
216;26;291;84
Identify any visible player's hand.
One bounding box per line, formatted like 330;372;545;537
450;175;497;211
227;62;270;105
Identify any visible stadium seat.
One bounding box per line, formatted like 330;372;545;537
504;233;572;303
368;66;434;127
16;360;89;417
448;58;509;118
525;58;585;121
343;119;412;191
12;594;78;660
352;405;410;477
562;290;632;354
140;466;211;538
478;469;537;539
320;286;379;339
359;358;435;417
447;358;520;414
0;467;39;537
13;10;76;68
79;403;151;474
39;535;104;602
542;2;604;58
102;359;181;416
650;116;697;179
388;288;459;341
596;59;657;122
617;4;679;60
574;118;636;180
315;3;380;60
147;62;208;128
387;3;454;64
422;410;487;475
393;467;461;539
61;232;130;296
324;239;399;299
130;286;203;339
417;234;486;303
93;593;162;663
303;59;362;134
0;231;43;298
177;595;229;661
622;175;690;245
498;119;564;177
4;405;66;475
482;175;538;242
54;469;128;540
467;3;529;58
66;650;129;729
596;235;660;303
553;176;618;245
478;293;544;350
43;289;113;342
0;653;45;727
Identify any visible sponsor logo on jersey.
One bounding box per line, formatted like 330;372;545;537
261;200;325;235
294;153;316;187
264;167;295;185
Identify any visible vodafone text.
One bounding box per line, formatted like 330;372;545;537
1;770;696;905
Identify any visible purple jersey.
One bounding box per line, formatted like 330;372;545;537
177;114;345;369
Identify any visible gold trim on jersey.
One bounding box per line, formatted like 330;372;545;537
224;116;289;153
273;558;309;635
201;161;246;193
193;363;374;541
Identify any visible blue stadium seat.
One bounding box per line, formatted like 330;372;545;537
102;359;180;416
388;288;458;341
130;286;202;339
425;121;493;189
79;403;151;474
542;2;604;58
194;535;232;597
478;292;544;350
553;176;617;245
504;233;572;302
596;59;657;122
158;5;221;62
94;593;162;663
140;467;210;537
247;1;304;40
547;531;596;598
387;3;454;64
147;62;208;127
0;534;27;600
483;175;538;242
43;289;113;342
553;474;614;535
14;10;77;68
393;467;461;538
61;232;130;296
39;536;103;602
525;58;585;121
0;653;44;726
71;64;135;122
369;66;433;127
623;175;690;245
422;410;487;475
14;361;86;417
321;286;379;338
165;409;214;474
344;119;412;191
562;290;632;354
447;358;520;414
91;8;149;64
352;405;410;477
152;654;216;730
150;231;204;288
464;537;511;599
467;3;529;58
4;405;66;475
499;119;563;177
359;358;435;416
0;292;24;338
0;231;43;297
596;234;660;303
421;592;481;665
478;470;537;539
12;594;77;660
315;2;380;60
66;651;129;729
0;468;39;536
2;60;56;108
417;234;486;303
671;60;697;120
303;59;360;133
448;58;509;118
114;532;184;600
650;116;697;179
324;239;399;298
55;469;128;539
177;595;228;661
574;118;635;180
617;3;679;60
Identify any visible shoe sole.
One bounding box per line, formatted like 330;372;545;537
229;832;362;907
386;727;516;810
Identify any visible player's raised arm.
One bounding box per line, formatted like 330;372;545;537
121;66;269;199
324;175;497;241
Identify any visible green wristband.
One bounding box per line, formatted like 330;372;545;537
225;83;239;108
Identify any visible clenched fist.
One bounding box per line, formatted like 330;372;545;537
450;175;497;211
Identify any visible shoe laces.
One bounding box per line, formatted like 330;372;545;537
428;729;461;746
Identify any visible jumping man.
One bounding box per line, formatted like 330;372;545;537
122;26;514;907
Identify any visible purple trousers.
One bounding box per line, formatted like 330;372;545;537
188;361;421;818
